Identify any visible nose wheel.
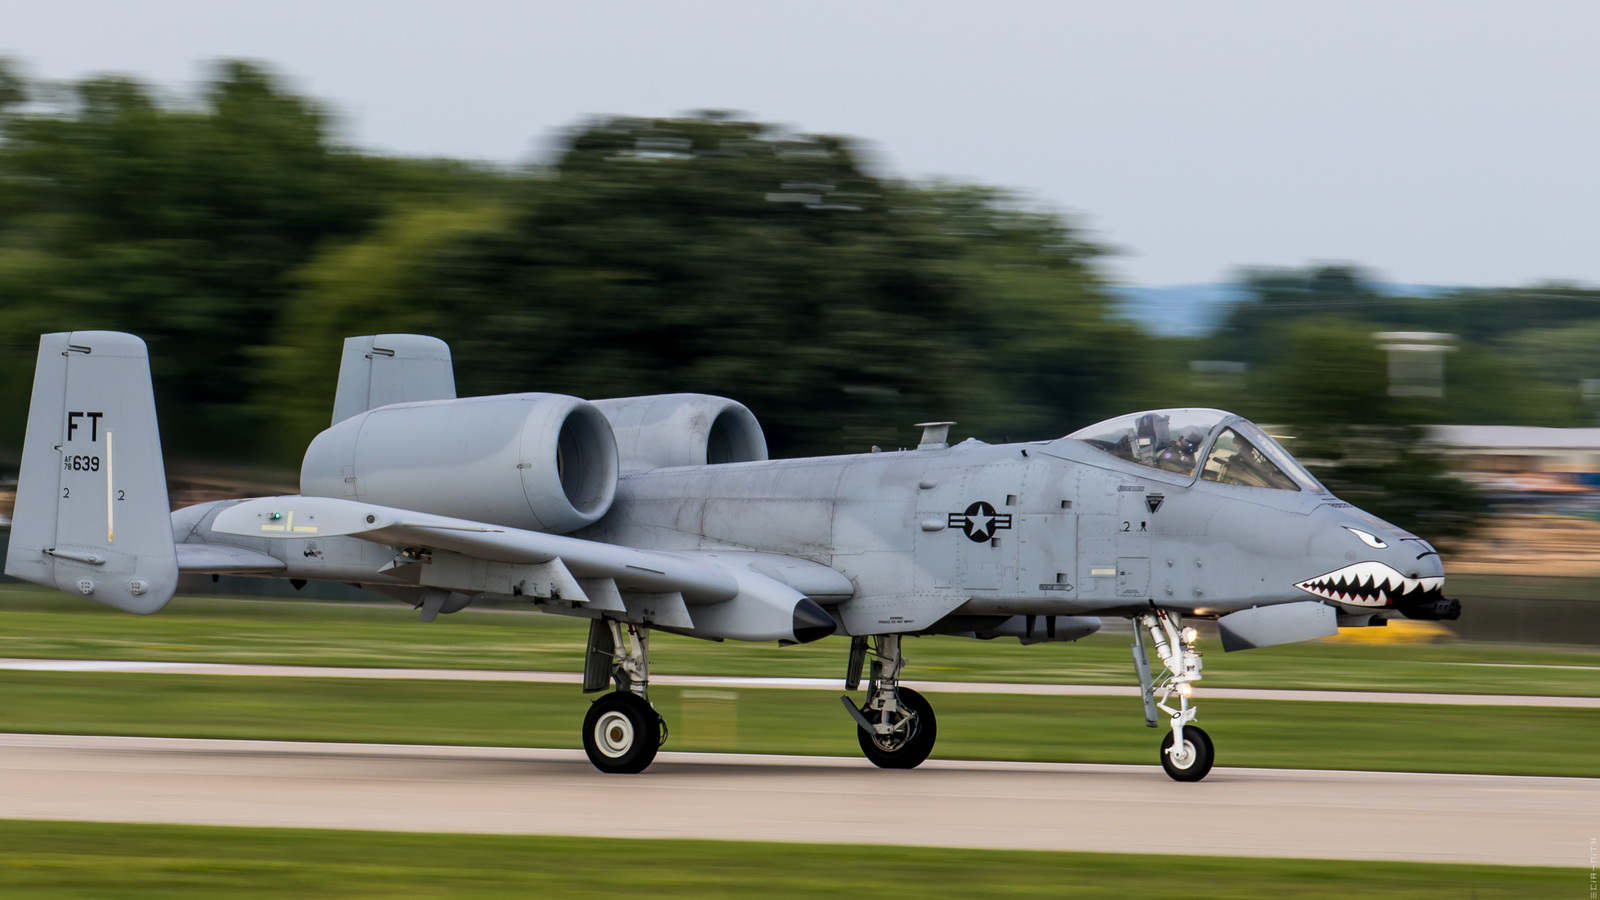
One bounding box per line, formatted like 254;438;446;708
1160;724;1213;781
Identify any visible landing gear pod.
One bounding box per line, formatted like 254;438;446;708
301;393;619;534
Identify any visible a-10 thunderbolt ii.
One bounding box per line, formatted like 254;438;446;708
6;331;1459;781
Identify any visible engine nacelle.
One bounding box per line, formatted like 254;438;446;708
301;393;618;534
592;393;767;473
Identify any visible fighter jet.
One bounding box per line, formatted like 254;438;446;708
6;331;1458;781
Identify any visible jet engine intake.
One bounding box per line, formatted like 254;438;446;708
592;394;767;473
300;393;618;534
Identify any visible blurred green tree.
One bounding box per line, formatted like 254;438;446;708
1210;266;1591;427
263;116;1130;459
255;202;511;460
0;59;506;457
893;184;1147;443
1504;321;1600;418
1251;317;1486;542
0;57;26;114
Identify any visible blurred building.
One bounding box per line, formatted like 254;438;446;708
1375;331;1455;398
1428;425;1600;509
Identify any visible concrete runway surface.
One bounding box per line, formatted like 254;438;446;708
1;658;1592;707
0;733;1591;867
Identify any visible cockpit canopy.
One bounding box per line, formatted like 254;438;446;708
1066;408;1323;492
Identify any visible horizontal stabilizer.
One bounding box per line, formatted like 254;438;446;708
174;544;287;574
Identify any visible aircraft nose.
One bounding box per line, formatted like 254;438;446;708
1409;544;1446;578
1292;509;1459;605
1298;511;1457;619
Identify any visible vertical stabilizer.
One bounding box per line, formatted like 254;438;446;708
5;332;178;614
331;334;455;425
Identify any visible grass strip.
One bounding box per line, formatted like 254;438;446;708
1;588;1598;696
0;671;1593;777
0;819;1571;899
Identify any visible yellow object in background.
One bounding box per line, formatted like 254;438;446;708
1322;620;1454;645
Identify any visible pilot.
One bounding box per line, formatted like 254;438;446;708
1177;426;1205;457
1156;426;1206;473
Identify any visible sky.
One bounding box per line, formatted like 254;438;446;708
4;1;1598;289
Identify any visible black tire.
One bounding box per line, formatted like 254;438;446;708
582;692;662;774
1160;725;1214;782
856;686;938;770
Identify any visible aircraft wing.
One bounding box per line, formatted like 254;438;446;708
210;496;855;607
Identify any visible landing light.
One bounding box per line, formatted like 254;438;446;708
1177;682;1193;698
1180;626;1198;645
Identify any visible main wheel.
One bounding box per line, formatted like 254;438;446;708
1160;725;1214;782
583;692;662;774
856;686;938;770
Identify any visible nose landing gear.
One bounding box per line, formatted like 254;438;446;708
1135;609;1214;782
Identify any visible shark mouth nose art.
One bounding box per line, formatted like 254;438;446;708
1294;562;1445;607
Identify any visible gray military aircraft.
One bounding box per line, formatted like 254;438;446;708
7;331;1458;781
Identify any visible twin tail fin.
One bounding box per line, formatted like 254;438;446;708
5;332;177;613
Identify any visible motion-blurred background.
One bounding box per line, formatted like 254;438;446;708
2;4;1599;641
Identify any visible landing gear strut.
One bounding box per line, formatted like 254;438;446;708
581;619;666;774
840;634;937;769
1134;610;1214;782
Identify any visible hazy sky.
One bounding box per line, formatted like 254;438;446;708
6;1;1597;288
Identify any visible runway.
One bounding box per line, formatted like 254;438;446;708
1;658;1592;707
0;733;1591;867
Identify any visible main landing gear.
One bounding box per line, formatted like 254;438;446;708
1133;609;1214;782
840;634;937;769
581;619;666;774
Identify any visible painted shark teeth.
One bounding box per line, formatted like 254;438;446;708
1294;562;1445;608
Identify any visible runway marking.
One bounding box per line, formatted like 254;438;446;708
1442;661;1600;671
0;658;1593;707
0;733;1590;867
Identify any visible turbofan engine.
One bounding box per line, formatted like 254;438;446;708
300;393;618;534
593;393;767;473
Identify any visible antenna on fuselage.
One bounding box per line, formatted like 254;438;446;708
915;421;956;450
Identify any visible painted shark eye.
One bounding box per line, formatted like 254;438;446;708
1344;527;1388;549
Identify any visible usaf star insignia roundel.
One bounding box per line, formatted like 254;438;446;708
948;501;1013;543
